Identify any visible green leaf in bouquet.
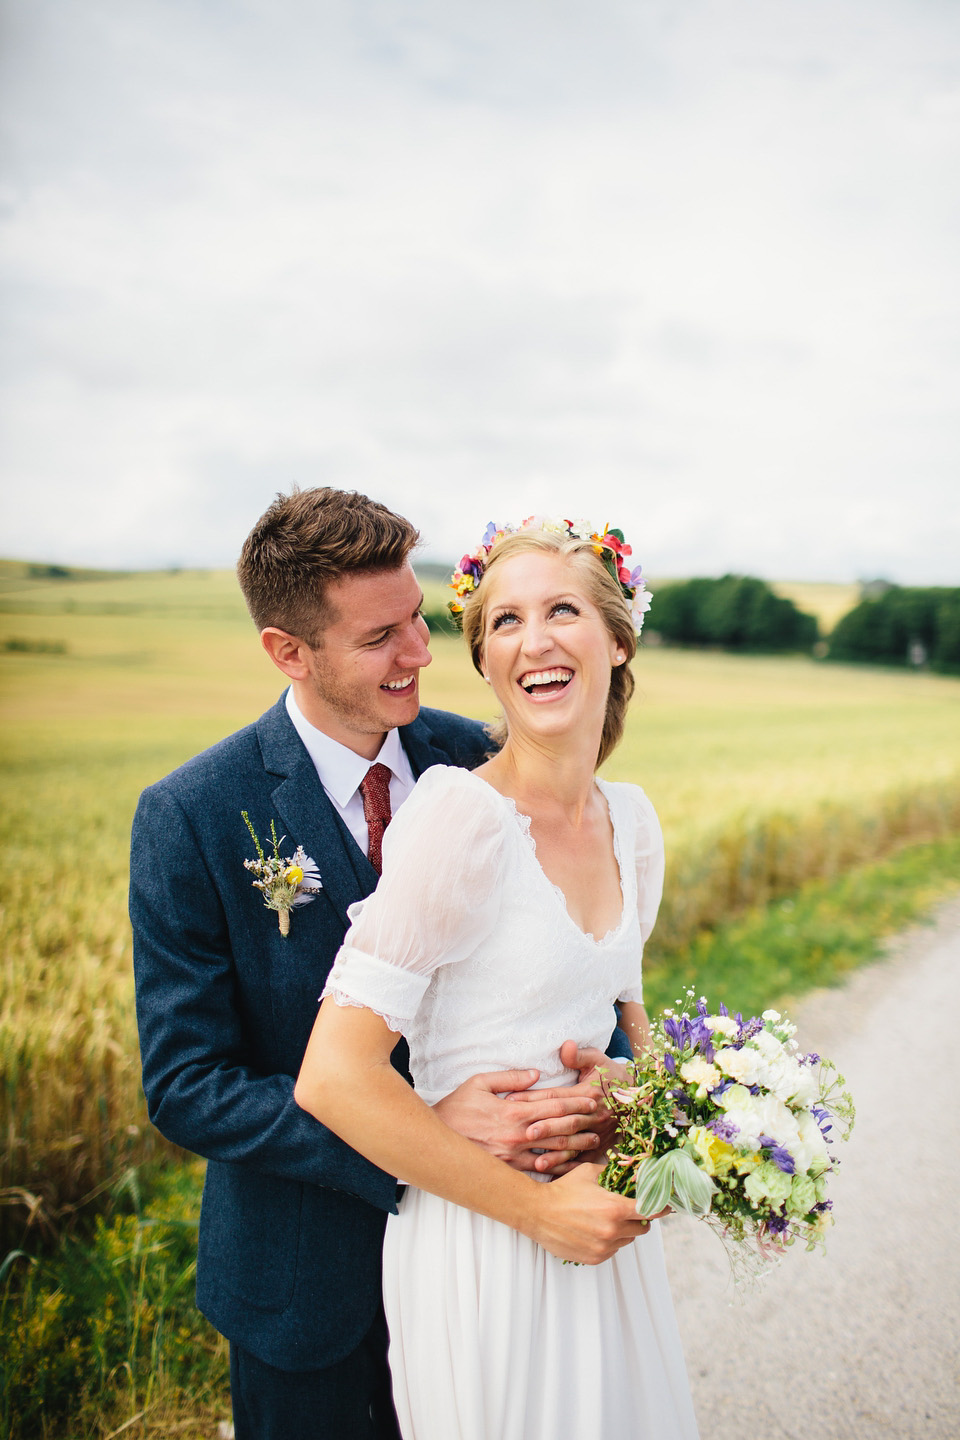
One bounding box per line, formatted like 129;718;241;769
634;1149;718;1219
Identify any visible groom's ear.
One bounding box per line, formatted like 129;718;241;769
260;627;313;680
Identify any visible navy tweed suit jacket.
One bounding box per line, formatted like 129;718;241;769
130;694;490;1371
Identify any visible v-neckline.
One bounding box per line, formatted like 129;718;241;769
469;772;630;947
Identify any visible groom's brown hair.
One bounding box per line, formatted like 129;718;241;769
237;486;420;646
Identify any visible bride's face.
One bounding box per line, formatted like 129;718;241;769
479;550;625;748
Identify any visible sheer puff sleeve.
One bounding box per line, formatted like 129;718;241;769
617;783;666;1006
321;766;507;1034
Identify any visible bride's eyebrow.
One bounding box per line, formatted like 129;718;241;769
489;592;581;614
544;594;583;609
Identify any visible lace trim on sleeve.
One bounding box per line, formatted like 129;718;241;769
322;986;409;1037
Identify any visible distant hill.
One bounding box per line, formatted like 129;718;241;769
0;558;135;587
0;560;864;636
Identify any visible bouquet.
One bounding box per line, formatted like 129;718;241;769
599;991;855;1280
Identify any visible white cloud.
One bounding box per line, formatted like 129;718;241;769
1;0;957;580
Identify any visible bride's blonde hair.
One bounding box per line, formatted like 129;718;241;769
460;529;637;768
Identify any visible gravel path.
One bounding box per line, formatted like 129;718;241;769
663;894;960;1440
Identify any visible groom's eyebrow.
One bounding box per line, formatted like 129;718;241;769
357;592;425;641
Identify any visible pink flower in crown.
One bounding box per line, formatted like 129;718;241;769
601;532;630;558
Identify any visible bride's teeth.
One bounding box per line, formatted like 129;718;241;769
521;668;573;691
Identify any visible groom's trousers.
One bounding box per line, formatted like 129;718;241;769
229;1304;402;1440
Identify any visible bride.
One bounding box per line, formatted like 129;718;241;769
295;517;699;1439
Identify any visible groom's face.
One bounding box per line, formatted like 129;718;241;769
298;562;432;757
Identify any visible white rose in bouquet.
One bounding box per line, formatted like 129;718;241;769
715;1046;761;1086
790;1109;831;1173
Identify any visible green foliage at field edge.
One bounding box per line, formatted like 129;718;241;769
646;574;819;651
0;1163;229;1440
644;834;960;1017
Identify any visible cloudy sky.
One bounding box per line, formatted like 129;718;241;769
1;0;957;582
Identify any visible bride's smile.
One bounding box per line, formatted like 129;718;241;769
480;551;626;742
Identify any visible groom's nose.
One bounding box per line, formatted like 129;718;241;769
396;614;433;671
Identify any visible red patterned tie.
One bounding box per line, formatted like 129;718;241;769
360;763;393;874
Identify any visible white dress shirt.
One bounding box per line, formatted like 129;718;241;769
285;688;417;858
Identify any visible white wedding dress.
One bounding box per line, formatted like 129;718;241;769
323;765;699;1440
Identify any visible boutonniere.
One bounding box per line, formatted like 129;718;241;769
241;811;322;936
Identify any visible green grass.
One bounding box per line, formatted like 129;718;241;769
1;1163;229;1440
643;833;960;1018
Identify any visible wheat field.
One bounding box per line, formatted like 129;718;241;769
2;564;959;1236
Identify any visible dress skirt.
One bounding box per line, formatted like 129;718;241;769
383;1186;700;1440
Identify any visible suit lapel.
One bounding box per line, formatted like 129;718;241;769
256;697;374;928
399;714;458;780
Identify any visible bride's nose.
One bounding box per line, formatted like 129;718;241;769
521;618;553;658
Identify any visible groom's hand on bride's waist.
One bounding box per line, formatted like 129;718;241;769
431;1066;604;1174
517;1043;629;1174
513;1060;621;1176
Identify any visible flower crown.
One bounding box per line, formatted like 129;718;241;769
447;515;653;636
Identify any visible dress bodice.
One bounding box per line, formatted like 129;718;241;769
322;765;665;1104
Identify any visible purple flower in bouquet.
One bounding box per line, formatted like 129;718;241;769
663;1014;688;1050
761;1140;796;1175
707;1117;740;1143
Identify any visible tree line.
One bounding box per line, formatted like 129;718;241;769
643;576;960;671
645;574;818;652
828;585;960;673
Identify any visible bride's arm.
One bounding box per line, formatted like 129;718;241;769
617;1000;651;1058
294;997;652;1265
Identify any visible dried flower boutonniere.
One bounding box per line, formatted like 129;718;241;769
242;811;322;936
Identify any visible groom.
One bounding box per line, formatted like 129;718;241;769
130;487;638;1440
